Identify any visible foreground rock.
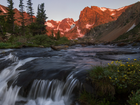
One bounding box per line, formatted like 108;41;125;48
51;45;69;50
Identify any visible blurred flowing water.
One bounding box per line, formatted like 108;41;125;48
0;44;139;105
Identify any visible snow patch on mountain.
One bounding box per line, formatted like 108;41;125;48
117;7;125;11
108;9;115;11
111;13;115;16
70;24;75;29
54;28;63;31
0;6;6;13
45;22;54;28
56;21;62;23
67;19;75;26
127;23;136;32
61;32;64;35
56;23;60;30
86;24;93;29
77;27;84;37
59;28;63;31
100;7;107;11
65;28;70;32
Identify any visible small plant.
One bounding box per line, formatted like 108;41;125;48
98;98;110;105
127;89;140;105
79;91;110;105
79;91;97;105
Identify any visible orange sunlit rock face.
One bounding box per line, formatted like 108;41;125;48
46;5;130;39
0;4;130;39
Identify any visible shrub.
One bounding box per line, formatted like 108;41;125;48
54;37;69;45
8;36;27;44
32;35;53;46
80;59;140;105
107;60;140;89
89;66;115;97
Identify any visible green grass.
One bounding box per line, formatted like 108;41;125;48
0;34;70;49
0;42;19;49
79;59;140;105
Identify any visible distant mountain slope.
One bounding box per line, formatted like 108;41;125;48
85;2;140;42
115;22;140;42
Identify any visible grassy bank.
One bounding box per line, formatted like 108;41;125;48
0;34;70;49
79;59;140;105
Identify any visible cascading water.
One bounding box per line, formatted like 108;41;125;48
0;53;37;105
0;52;82;105
1;86;20;105
25;77;81;105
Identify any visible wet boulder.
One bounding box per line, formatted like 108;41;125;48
51;45;69;50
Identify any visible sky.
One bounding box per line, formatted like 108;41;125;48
0;0;139;21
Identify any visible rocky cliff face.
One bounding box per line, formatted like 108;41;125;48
46;5;129;39
45;18;75;37
85;2;140;42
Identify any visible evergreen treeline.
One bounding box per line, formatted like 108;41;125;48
0;0;47;37
0;0;69;48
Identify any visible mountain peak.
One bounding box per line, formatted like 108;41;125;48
100;7;107;11
45;4;130;39
0;3;134;40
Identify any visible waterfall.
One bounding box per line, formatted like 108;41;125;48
25;69;82;105
26;77;81;105
1;86;20;105
0;53;82;105
0;53;37;105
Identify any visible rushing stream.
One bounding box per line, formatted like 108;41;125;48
0;44;140;105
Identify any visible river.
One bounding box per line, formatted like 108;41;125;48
0;44;140;105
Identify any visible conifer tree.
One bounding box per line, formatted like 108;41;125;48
56;30;60;40
51;30;54;39
6;0;15;34
27;0;34;23
0;10;4;36
0;10;7;38
33;3;48;35
29;3;47;36
37;3;47;34
19;0;25;36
